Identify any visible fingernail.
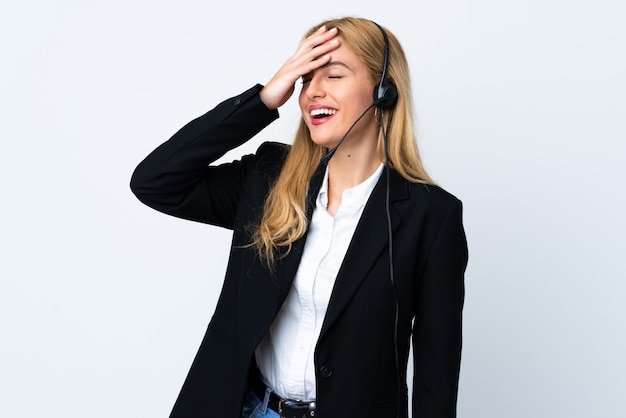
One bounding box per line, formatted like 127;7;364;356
317;25;326;32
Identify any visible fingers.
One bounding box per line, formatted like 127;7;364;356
260;27;340;110
297;26;339;55
292;27;340;73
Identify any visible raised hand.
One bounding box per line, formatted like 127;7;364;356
260;26;340;110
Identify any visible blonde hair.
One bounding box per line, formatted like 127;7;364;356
252;17;433;267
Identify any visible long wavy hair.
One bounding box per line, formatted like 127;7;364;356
251;17;433;267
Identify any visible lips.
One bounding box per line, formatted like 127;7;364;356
309;105;337;125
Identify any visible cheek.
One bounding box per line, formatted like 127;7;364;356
298;88;307;110
298;93;313;129
360;84;375;105
344;81;375;108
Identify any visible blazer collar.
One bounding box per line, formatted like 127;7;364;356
320;168;409;338
277;165;410;336
240;165;410;348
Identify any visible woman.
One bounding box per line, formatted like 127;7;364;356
131;17;468;418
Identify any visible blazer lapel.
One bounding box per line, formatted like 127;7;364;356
237;163;325;346
320;169;409;338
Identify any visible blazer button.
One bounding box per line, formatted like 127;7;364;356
319;365;333;378
234;97;242;106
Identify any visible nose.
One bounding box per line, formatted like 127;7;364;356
305;74;325;100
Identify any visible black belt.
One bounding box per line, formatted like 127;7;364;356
250;370;316;418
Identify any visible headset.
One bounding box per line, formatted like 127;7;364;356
372;22;403;418
319;20;402;416
320;21;398;165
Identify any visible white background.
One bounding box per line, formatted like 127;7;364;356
1;1;624;417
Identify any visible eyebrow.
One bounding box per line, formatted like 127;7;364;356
301;61;352;80
321;61;351;70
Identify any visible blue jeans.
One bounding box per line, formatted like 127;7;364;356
241;388;280;418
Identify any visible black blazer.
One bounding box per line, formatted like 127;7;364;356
131;84;468;418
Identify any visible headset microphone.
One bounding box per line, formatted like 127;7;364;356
320;102;377;166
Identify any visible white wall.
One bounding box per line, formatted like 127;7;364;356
1;1;624;417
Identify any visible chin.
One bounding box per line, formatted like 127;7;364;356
307;127;342;148
309;134;341;150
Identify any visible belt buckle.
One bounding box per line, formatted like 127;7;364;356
278;398;316;418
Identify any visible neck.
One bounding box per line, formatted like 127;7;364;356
325;118;381;187
324;139;382;216
327;153;381;189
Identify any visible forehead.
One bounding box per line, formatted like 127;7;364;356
323;43;366;72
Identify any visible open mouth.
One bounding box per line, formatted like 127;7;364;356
311;108;337;119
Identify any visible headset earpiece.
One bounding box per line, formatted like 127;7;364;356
372;22;398;110
374;79;398;110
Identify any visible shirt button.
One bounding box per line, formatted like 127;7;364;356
319;365;333;378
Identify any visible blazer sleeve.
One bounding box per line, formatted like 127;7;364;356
412;199;468;418
130;84;279;228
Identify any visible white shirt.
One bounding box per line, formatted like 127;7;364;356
255;163;384;401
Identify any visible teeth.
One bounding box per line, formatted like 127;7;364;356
310;108;336;117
